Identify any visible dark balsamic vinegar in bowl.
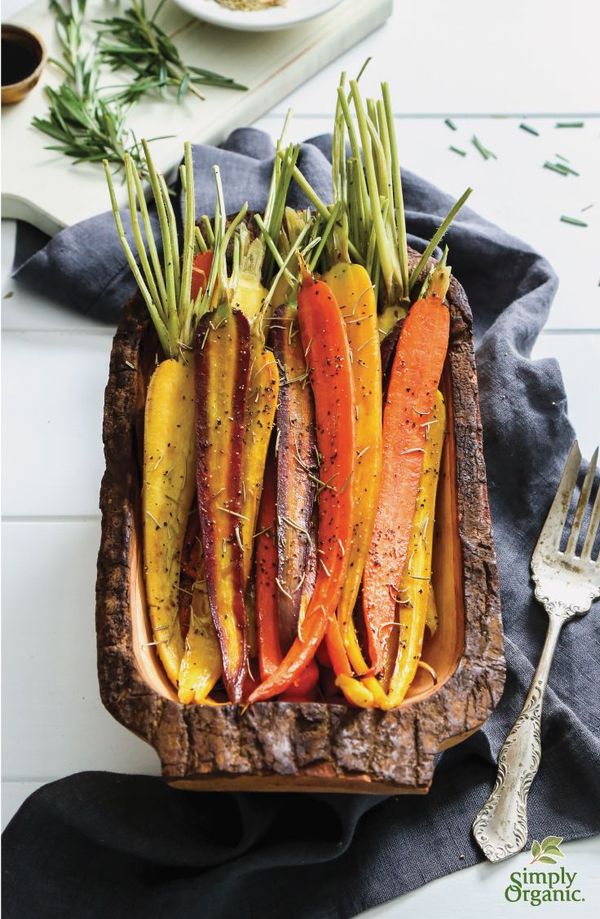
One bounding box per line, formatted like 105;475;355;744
2;37;39;84
1;25;46;105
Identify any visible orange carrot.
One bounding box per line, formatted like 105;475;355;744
362;295;450;675
249;270;355;702
190;250;213;302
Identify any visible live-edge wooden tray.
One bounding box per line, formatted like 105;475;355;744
96;252;506;794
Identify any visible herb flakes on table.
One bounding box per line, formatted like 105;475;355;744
519;122;539;136
471;134;497;160
560;215;588;227
544;159;580;177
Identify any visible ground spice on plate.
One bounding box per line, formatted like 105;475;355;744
215;0;283;11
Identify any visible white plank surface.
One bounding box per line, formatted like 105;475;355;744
272;0;600;117
1;521;160;781
2;0;599;914
1;331;113;517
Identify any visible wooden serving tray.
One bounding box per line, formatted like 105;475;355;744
96;253;505;794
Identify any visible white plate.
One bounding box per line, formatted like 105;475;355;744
172;0;344;32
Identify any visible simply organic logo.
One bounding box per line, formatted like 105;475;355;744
504;836;586;906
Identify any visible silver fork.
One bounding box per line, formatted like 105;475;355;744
472;440;600;863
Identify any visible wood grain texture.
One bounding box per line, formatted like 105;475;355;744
96;250;505;794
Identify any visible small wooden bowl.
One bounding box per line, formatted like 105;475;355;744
1;24;47;106
96;247;506;794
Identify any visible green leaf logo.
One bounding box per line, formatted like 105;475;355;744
530;836;565;864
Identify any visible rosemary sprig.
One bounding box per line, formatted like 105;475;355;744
96;0;247;104
33;0;143;168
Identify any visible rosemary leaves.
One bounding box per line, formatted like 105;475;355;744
32;0;142;168
33;0;246;170
96;0;247;104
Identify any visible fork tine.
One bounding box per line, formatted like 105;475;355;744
565;446;598;556
533;441;581;558
581;476;600;561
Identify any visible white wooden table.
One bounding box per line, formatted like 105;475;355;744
2;0;599;914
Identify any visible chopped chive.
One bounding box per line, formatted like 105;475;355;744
544;161;569;176
555;121;584;128
444;117;457;131
581;203;594;212
544;160;579;176
560;215;588;227
519;122;539;136
449;145;467;156
471;135;497;160
555;153;570;162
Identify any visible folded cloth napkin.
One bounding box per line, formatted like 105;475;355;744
4;130;599;919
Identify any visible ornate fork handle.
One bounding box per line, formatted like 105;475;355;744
472;608;568;862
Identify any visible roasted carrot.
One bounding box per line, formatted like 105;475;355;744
384;389;446;706
363;390;446;707
240;345;279;586
176;510;222;704
194;306;251;702
104;143;207;690
190;250;213;302
232;224;268;323
269;304;318;650
362;293;450;675
322;262;382;676
178;579;222;704
254;451;281;681
249;268;355;703
255;454;318;699
142;358;196;684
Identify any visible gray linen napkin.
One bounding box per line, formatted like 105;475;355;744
4;129;599;919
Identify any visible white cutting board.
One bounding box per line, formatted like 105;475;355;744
2;0;392;235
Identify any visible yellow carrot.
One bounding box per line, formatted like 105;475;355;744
241;345;280;584
322;262;382;676
143;358;196;685
178;580;222;703
241;344;280;659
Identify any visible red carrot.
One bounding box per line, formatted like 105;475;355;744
269;304;318;651
254;452;318;699
249;269;355;703
362;295;450;675
254;452;281;681
194;307;251;703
